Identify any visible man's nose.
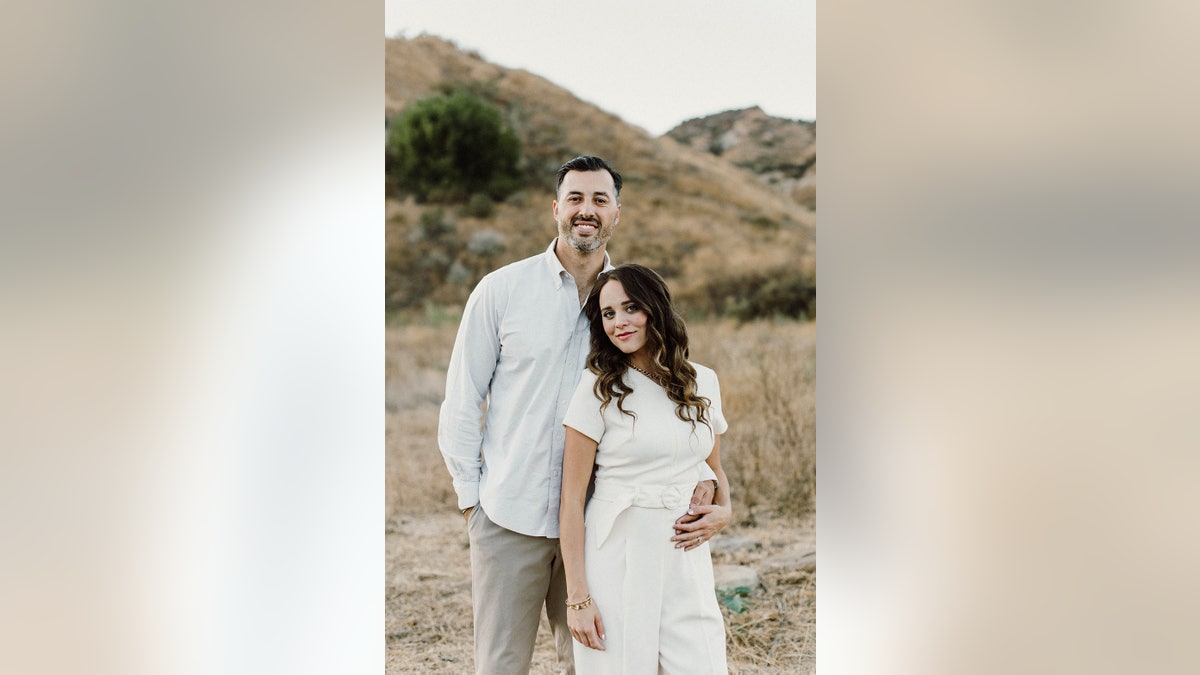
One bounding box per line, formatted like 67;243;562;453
578;201;595;216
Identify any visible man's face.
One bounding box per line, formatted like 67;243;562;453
553;170;620;254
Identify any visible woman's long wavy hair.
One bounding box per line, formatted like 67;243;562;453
583;264;711;430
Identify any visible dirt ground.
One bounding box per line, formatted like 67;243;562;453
385;509;815;674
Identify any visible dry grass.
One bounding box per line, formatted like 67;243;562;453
687;319;816;519
718;511;817;674
386;318;815;673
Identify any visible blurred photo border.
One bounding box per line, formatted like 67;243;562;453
2;1;1198;674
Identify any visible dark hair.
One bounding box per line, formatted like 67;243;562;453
556;156;622;201
583;264;711;429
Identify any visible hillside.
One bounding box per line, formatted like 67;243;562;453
385;36;815;320
666;107;816;210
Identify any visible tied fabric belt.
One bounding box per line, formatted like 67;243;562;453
588;479;695;549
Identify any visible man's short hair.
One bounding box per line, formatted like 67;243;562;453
556;156;622;200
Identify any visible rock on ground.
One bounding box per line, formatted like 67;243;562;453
713;564;762;593
710;534;759;554
760;548;816;574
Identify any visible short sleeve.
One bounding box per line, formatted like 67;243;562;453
562;369;605;443
701;366;729;435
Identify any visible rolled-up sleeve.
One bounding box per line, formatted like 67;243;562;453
438;276;502;509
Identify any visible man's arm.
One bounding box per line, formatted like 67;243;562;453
672;436;732;549
673;460;718;532
692;462;718;508
437;279;502;514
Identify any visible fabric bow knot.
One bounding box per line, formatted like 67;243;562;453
588;480;695;548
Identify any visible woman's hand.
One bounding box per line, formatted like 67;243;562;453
671;502;731;551
567;602;606;651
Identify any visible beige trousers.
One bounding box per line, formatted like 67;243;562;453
468;505;575;675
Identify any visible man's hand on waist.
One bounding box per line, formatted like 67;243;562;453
673;479;717;532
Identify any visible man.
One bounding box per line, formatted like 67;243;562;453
438;156;726;674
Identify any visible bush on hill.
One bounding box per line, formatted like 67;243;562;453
679;266;816;322
386;91;521;203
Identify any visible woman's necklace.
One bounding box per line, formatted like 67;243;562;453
629;362;665;386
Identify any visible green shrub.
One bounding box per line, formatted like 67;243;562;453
744;214;779;230
467;192;494;218
417;207;453;240
681;265;816;321
717;586;753;613
387;92;521;203
730;271;816;321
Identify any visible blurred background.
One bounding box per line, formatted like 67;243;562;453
4;1;1200;674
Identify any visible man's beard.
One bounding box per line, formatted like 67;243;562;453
562;217;610;253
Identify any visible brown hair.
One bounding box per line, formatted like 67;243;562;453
583;264;710;430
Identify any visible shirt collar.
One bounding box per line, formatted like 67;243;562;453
544;238;614;290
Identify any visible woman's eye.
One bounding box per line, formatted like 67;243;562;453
626;304;638;313
602;311;613;319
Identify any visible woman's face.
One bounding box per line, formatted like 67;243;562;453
598;279;648;359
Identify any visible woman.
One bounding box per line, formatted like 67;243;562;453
559;264;731;673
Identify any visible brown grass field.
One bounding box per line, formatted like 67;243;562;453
385;318;815;673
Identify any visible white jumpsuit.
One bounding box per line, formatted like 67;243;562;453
562;363;729;674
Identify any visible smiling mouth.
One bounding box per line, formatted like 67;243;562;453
616;331;635;339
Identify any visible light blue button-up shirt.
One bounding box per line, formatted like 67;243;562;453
438;240;613;538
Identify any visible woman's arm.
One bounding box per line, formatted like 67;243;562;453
560;425;606;651
671;435;732;551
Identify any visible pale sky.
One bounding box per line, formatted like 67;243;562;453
384;0;816;136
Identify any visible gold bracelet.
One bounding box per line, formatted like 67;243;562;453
565;595;592;611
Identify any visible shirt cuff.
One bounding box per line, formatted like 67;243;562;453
453;478;480;511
